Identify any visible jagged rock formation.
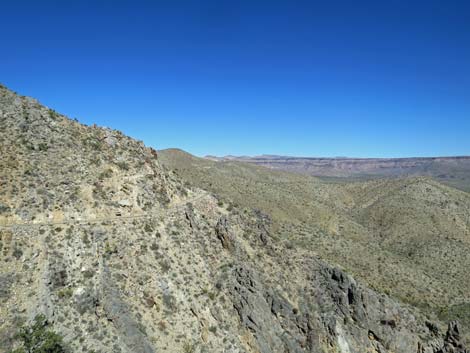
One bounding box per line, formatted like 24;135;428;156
215;216;236;251
437;321;468;353
0;84;468;353
224;257;469;353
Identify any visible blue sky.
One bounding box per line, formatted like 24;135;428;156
1;0;469;157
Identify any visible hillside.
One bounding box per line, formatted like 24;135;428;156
0;84;468;353
159;149;347;231
209;155;470;192
160;148;470;342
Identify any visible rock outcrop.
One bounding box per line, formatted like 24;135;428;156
99;264;155;353
215;216;236;251
436;322;469;353
225;258;469;353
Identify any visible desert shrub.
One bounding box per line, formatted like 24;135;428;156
157;321;167;331
8;314;66;353
81;234;90;246
0;203;10;214
57;288;73;299
159;260;170;273
98;169;113;180
162;293;177;312
48;109;59;120
82;270;94;279
104;242;117;257
84;137;101;151
37;143;48;152
183;341;196;353
144;223;153;233
115;161;129;171
12;248;23;260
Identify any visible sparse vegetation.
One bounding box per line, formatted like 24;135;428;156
159;148;470;342
48;109;59;120
57;288;73;299
38;143;49;152
98;169;113;180
2;84;470;352
8;314;66;353
182;340;196;353
115;161;129;170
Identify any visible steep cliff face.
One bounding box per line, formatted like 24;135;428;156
0;85;467;353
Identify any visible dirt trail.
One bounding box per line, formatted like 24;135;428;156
0;192;208;229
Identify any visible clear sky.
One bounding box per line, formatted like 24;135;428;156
1;0;469;157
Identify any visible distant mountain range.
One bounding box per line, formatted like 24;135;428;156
206;155;470;191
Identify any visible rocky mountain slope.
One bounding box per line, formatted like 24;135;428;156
160;149;470;345
208;155;470;192
0;84;468;353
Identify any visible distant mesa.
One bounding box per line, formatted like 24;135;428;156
204;154;470;191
